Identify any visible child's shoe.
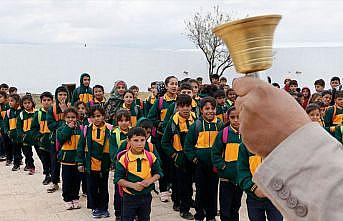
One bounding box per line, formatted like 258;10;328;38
42;175;51;185
5;160;12;166
92;209;102;219
0;155;6;161
72;200;81;209
24;165;30;171
47;183;59;193
11;165;20;171
159;191;169;202
180;212;194;220
28;167;35;175
100;210;110;218
65;201;73;210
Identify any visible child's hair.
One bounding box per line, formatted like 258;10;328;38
128;127;146;140
0;83;9;90
214;89;226;99
309;93;322;103
321;90;332;97
315;101;325;108
200;84;218;97
306;103;320;114
334;90;343;99
176;94;192;107
227;106;236;116
21;94;35;108
165;76;178;86
200;96;217;109
9;87;17;93
93;84;104;92
210;74;220;81
189;79;199;86
289;80;298;87
64;107;79;118
150;81;157;87
129;85;139;91
40;91;53;101
138;119;153;129
330;76;340;83
116;109;131;122
219;76;227;82
74;101;87;109
0;91;8;98
9;93;20;103
314;79;325;87
123;90;135;98
179;82;193;91
272;83;280;88
89;106;105;117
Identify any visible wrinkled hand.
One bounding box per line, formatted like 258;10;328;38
233;77;310;158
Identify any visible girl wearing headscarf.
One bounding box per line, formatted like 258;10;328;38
105;80;127;125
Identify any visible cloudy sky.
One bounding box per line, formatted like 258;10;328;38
0;0;342;92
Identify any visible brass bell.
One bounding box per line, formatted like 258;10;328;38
213;15;282;74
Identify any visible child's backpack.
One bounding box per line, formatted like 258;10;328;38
221;126;230;144
116;149;154;197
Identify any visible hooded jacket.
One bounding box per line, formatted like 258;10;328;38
105;80;127;123
71;73;93;105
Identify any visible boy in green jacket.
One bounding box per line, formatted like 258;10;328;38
71;73;93;105
161;94;196;220
184;96;224;221
56;107;82;210
212;106;243;221
237;144;283;221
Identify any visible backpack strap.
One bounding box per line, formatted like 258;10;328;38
6;109;10;118
222;126;229;144
19;111;24;121
38;110;43;124
89;100;94;107
113;127;122;148
106;123;113;131
52;104;59;121
144;150;154;167
148;142;154;152
158;96;164;110
332;105;337;123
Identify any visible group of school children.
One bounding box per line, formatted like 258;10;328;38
0;72;341;221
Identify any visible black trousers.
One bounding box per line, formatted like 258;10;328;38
62;164;81;202
155;140;172;193
246;195;283;221
81;173;87;194
86;171;109;211
194;164;219;220
4;134;13;162
114;183;122;217
50;144;61;184
0;135;5;157
174;165;193;213
121;193;152;221
12;142;23;166
35;147;51;175
219;180;243;221
22;144;34;168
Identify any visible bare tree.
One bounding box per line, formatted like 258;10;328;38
185;6;234;79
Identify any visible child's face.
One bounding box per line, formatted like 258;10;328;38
289;85;297;92
211;78;220;85
216;96;225;106
330;80;340;89
123;93;134;105
302;89;310;98
177;104;192;119
191;82;199;95
94;88;104;100
228;110;240;130
315;85;324;93
220;80;227;86
227;91;237;102
41;97;53;110
117;84;126;95
8;97;17;108
201;102;216;121
82;76;90;87
117;116;130;131
223;85;229;95
65;112;77;125
57;92;68;103
314;96;322;103
129;135;146;154
92;110;105;126
132;89;139;97
0;88;8;93
9;90;17;95
166;78;178;95
335;97;343;108
180;89;193;98
23;99;33;111
308;109;321;123
322;94;332;106
77;104;86;118
150;86;157;96
143;127;152;139
0;95;5;104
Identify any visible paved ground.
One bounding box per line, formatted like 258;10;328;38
0;153;250;221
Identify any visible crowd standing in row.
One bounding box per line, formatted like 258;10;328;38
0;73;342;221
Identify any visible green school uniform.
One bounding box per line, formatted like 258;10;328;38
334;125;343;144
184;117;223;168
117;140;160;163
16;109;35;146
3;107;21;143
109;127;129;163
47;104;66;144
211;125;241;184
121;103;143;127
144;95;156;117
76;123;112;174
56;123;81;165
161;111;196;169
0;103;10;134
114;150;163;195
216;103;230;123
237;143;266;201
71;73;93;105
87;98;107;111
31;108;51;152
324;105;343;134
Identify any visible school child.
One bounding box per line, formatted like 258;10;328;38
219;76;228;88
3;94;22;171
47;86;70;193
321;90;332;109
184;96;224;221
214;89;230;124
237;143;283;221
288;80;298;93
75;101;89;196
147;76;178;202
109;109;131;220
105;80;127;124
121;90;143;127
306;103;322;124
301;87;311;109
324;91;343;134
334;125;343;144
144;82;157;117
114;127;163;221
211;106;243;221
71;73;93;105
314;102;326;126
17;95;36;174
314;79;325;93
309;93;322;104
87;85;106;110
31;92;53;185
129;85;144;111
161;94;196;220
76;106;112;219
0;91;10;161
56;107;82;210
0;83;9;93
189;79;200;102
9;87;17;95
226;88;237;107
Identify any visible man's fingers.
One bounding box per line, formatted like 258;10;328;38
232;77;268;97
